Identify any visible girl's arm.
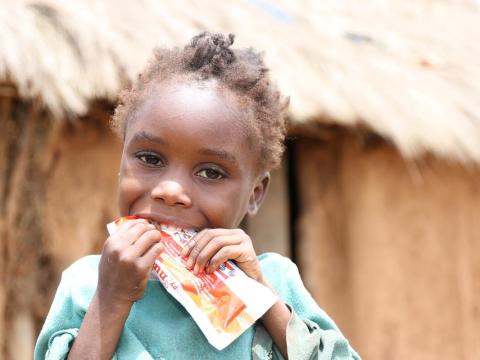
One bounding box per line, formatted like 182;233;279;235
67;292;132;359
258;279;292;359
67;219;164;359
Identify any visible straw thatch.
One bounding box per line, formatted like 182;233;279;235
1;0;480;162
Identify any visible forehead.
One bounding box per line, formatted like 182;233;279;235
127;81;252;139
125;81;260;172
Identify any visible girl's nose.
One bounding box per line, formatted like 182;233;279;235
151;180;192;207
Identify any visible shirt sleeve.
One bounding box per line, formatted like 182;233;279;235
34;256;155;360
34;256;100;360
34;271;83;360
256;253;361;360
285;307;359;360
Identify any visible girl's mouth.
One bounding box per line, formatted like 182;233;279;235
135;213;201;231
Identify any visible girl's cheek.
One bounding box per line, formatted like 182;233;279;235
117;184;131;216
118;175;144;216
203;196;240;228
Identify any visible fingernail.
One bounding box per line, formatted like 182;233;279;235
187;258;193;269
193;264;199;275
181;247;188;257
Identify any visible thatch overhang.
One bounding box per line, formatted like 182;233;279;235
1;0;480;162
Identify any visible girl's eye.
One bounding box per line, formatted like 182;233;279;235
197;168;225;180
136;152;164;166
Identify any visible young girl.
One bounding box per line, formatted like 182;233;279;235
35;33;360;360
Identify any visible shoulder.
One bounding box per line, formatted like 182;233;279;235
257;253;328;325
59;255;100;304
62;255;100;280
257;252;302;293
257;252;297;275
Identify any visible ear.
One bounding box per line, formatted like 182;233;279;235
247;172;271;217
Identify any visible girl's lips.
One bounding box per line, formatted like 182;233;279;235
135;213;201;231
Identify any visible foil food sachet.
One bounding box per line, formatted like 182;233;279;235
106;216;277;350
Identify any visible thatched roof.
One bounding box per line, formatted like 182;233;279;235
1;0;480;162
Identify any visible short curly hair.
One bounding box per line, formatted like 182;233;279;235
111;32;288;170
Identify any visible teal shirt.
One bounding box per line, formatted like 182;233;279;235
35;253;360;359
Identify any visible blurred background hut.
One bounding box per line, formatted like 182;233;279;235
1;0;479;359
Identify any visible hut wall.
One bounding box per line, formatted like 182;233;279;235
295;136;480;360
246;163;290;257
42;110;121;273
0;97;11;358
0;99;121;359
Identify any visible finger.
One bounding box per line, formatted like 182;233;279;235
104;220;151;255
139;242;165;268
185;229;231;269
180;228;208;257
127;228;162;257
205;245;245;273
192;234;242;275
182;228;235;258
119;222;156;246
108;223;155;262
111;218;149;238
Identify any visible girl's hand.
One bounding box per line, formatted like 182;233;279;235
97;219;164;305
180;228;264;282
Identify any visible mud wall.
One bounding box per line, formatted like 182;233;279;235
0;98;121;359
295;135;480;360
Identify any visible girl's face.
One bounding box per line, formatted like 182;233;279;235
117;81;269;231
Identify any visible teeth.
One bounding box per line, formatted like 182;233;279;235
145;220;160;230
160;223;184;233
161;223;178;231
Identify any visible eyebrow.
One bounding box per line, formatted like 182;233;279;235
130;131;238;165
130;131;166;145
200;148;238;165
